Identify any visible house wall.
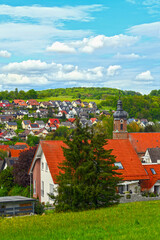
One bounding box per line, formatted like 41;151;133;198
41;153;58;204
33;159;41;201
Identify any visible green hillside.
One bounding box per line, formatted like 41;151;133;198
1;201;160;240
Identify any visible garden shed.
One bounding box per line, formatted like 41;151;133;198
0;196;36;216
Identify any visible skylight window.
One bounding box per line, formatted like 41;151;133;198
114;162;123;169
150;168;156;174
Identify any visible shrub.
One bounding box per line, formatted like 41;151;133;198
35;200;45;215
0;187;8;197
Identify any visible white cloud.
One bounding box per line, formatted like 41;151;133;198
136;70;153;80
47;34;138;54
0;4;103;22
115;52;141;59
128;21;160;38
0;74;48;86
0;50;11;58
107;65;122;76
46;42;76;53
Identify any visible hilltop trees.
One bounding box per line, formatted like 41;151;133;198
53;120;121;212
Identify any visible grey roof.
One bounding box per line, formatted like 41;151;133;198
7;122;17;126
5;157;19;167
23;120;31;125
148;148;160;163
0;196;36;204
113;100;128;120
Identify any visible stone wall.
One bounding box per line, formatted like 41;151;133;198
120;194;160;203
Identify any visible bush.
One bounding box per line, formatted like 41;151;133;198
8;185;24;196
0;187;8;197
35;200;45;215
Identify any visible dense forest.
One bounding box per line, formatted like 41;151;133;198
0;87;159;121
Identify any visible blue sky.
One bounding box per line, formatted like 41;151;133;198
0;0;160;94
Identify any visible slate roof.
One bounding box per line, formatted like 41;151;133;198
141;164;160;190
129;133;160;153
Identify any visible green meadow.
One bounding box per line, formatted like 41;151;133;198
36;96;102;105
0;201;160;240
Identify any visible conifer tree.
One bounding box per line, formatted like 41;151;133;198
53;120;122;212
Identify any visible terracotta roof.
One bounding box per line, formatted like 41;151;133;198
90;118;97;123
104;139;149;181
68;118;76;123
40;141;67;182
140;164;160;191
49;118;60;125
129;133;160;153
9;143;29;157
27;99;39;105
32;139;149;183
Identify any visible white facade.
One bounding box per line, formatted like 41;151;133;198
40;152;58;204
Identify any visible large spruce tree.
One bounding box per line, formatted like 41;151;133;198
54;120;122;212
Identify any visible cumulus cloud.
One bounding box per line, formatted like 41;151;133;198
136;70;153;80
107;65;122;76
47;34;138;54
0;50;11;58
46;42;76;53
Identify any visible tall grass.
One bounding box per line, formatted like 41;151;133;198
0;201;160;240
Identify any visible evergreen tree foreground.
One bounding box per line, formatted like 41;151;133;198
52;120;122;212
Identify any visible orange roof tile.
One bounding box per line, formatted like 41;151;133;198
40;141;67;182
39;139;148;183
140;164;160;191
129;133;160;153
104;139;149;181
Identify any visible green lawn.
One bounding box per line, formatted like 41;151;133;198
0;201;160;240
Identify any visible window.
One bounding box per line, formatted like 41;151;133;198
33;180;36;194
120;124;123;130
50;184;54;194
41;181;44;197
114;162;123;169
41;162;44;171
145;169;148;175
46;163;48;171
150;168;156;174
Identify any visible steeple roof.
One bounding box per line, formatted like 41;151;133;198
113;99;128;120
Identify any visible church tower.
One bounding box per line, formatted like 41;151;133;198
113;99;128;139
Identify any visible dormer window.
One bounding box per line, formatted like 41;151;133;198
150;168;156;174
114;162;123;169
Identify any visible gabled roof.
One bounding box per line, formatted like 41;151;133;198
129;133;160;153
104;139;149;181
30;139;149;183
29;140;66;182
140;164;160;190
49;118;60;124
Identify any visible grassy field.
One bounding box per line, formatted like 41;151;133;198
1;201;160;240
36;96;102;105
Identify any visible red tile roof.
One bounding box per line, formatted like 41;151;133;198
40;141;67;182
129;133;160;153
140;164;160;191
38;139;148;183
104;139;149;181
68;118;76;123
48;118;60;125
